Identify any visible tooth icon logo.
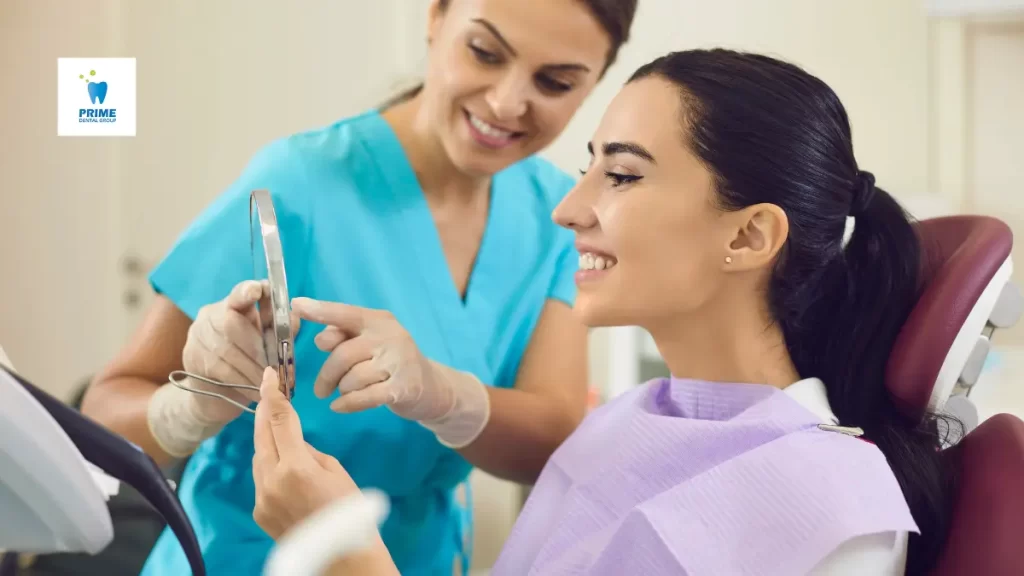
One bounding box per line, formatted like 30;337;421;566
59;57;133;136
79;69;108;105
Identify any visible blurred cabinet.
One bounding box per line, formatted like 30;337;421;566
930;17;1024;344
967;22;1024;345
929;0;1024;17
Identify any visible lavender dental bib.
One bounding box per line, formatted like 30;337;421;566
491;378;918;575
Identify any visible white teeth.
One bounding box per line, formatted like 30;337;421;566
469;114;513;139
578;252;616;271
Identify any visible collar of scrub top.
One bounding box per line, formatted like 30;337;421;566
168;189;296;414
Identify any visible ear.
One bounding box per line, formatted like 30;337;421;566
427;0;447;44
721;203;789;272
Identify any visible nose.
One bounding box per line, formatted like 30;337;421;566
486;71;529;121
552;178;598;231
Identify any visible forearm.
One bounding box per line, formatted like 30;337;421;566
325;533;401;576
81;378;177;467
456;386;583;484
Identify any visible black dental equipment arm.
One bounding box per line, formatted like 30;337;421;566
1;365;206;576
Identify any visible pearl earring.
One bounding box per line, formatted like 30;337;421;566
725;256;733;264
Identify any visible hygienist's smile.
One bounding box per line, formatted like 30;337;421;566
463;108;526;149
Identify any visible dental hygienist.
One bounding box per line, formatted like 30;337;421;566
80;1;638;574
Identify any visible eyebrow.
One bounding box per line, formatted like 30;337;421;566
471;18;592;74
588;140;657;164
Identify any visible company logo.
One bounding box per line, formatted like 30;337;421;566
78;69;116;124
58;58;135;137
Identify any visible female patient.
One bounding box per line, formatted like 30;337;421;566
250;49;955;575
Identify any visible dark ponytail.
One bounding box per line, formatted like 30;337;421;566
803;180;959;575
630;49;958;575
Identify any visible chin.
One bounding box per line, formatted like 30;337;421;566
572;295;628;328
445;123;534;176
451;152;513;179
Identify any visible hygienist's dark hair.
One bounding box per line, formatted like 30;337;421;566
381;0;638;108
629;49;958;575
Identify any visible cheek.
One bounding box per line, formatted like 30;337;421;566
428;46;482;109
603;196;720;311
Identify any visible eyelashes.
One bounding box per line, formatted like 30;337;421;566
469;44;500;65
578;169;643;187
469;44;573;94
605;172;641;186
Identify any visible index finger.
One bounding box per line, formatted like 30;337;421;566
291;297;365;335
255;366;305;464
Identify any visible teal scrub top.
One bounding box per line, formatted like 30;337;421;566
139;110;579;576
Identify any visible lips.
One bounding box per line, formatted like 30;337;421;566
464;110;524;149
88;81;108;105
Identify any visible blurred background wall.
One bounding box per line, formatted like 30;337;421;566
1;1;1022;573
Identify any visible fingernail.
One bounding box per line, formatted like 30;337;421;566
313;382;328;399
291;297;317;313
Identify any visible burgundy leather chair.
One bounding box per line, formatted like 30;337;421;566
884;215;1023;575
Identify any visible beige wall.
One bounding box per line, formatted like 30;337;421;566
0;1;125;400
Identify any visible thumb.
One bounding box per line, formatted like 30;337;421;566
225;280;264;312
258;367;305;461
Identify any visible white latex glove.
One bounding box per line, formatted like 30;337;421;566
181;279;273;422
291;297;491;448
147;280;299;457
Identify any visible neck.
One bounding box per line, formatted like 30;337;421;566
380;94;491;205
647;288;800;390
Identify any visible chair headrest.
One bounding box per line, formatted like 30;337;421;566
886;215;1014;417
931;413;1024;575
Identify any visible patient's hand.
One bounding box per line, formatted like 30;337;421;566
252;367;359;539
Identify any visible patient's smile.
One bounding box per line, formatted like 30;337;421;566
576;251;617;285
578;252;617;271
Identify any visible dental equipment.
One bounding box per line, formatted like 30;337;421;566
0;364;207;576
169;189;296;413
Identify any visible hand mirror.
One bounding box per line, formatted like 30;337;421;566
250;189;296;400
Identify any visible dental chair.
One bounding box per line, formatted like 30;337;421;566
884;215;1023;575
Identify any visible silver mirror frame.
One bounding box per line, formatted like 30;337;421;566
250;189;295;400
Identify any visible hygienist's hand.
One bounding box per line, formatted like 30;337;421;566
148;280;303;459
291;297;491;448
253;366;358;540
183;280;299;423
